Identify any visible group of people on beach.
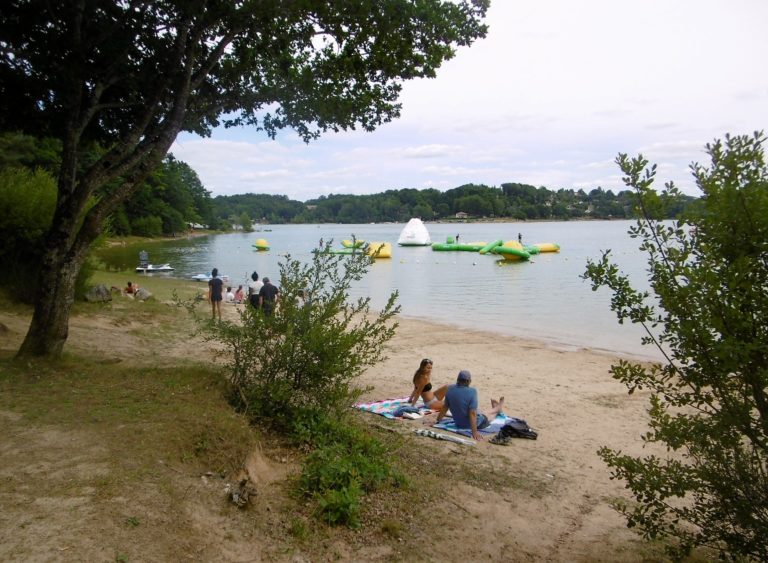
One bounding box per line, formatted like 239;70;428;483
409;358;504;441
208;268;280;321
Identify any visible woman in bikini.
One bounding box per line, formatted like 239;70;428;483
408;358;448;410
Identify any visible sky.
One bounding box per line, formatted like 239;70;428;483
170;0;768;201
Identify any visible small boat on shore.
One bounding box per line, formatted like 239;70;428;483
136;250;174;272
136;263;175;273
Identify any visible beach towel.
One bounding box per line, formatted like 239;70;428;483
353;396;435;419
413;428;476;446
433;413;512;437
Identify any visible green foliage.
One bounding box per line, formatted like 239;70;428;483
119;156;214;236
0;165;103;301
296;412;405;528
0;167;56;296
207;238;399;424
0;132;61;172
196;241;402;528
237;212;253;232
130;216;164;238
583;132;768;560
211;181;695;225
2;1;488;357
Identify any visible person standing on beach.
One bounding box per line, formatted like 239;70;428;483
258;277;280;316
436;370;505;441
247;271;263;310
208;268;224;321
518;233;522;244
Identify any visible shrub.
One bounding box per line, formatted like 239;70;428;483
131;215;163;237
297;414;405;528
0;167;56;296
583;132;768;560
211;238;399;423
197;238;403;528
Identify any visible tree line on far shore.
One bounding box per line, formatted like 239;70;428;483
215;181;697;228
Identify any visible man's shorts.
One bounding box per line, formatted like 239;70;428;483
477;414;491;429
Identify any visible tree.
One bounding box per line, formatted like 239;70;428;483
583;133;768;560
0;1;488;357
0;166;57;296
237;212;253;232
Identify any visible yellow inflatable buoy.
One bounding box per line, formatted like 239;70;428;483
531;242;560;253
252;238;270;251
366;241;392;259
492;240;530;261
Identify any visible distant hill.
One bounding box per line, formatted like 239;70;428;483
212;182;697;225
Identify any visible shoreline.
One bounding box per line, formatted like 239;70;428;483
395;311;663;364
359;315;656;402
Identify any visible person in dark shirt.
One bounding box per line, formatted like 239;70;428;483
208;268;224;321
258;277;280;316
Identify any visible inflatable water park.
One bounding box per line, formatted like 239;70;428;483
328;240;392;259
247;220;558;264
432;236;560;261
397;218;431;246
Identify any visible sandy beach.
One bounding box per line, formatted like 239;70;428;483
0;299;662;561
356;315;658;561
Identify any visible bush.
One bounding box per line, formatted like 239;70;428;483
211;238;399;423
131;215;163;237
584;132;768;560
0;167;56;298
297;413;405;528
0;166;107;302
197;238;403;528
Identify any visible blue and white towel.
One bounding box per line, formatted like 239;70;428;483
433;413;515;437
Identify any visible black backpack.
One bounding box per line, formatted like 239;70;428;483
499;418;538;440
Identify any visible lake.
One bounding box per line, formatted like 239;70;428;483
98;220;663;361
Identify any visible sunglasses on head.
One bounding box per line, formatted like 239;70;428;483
422;358;433;365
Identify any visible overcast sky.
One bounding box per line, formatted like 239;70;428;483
170;0;768;201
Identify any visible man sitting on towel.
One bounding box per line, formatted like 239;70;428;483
436;370;505;441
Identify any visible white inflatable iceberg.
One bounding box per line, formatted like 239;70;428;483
397;218;431;246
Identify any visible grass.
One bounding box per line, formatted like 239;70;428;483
89;269;209;303
0;356;257;476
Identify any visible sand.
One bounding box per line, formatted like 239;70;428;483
356;316;660;561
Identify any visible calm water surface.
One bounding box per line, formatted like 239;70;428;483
99;220;663;360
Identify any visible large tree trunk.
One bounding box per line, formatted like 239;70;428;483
16;245;84;357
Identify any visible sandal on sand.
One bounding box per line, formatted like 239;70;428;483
489;434;511;446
